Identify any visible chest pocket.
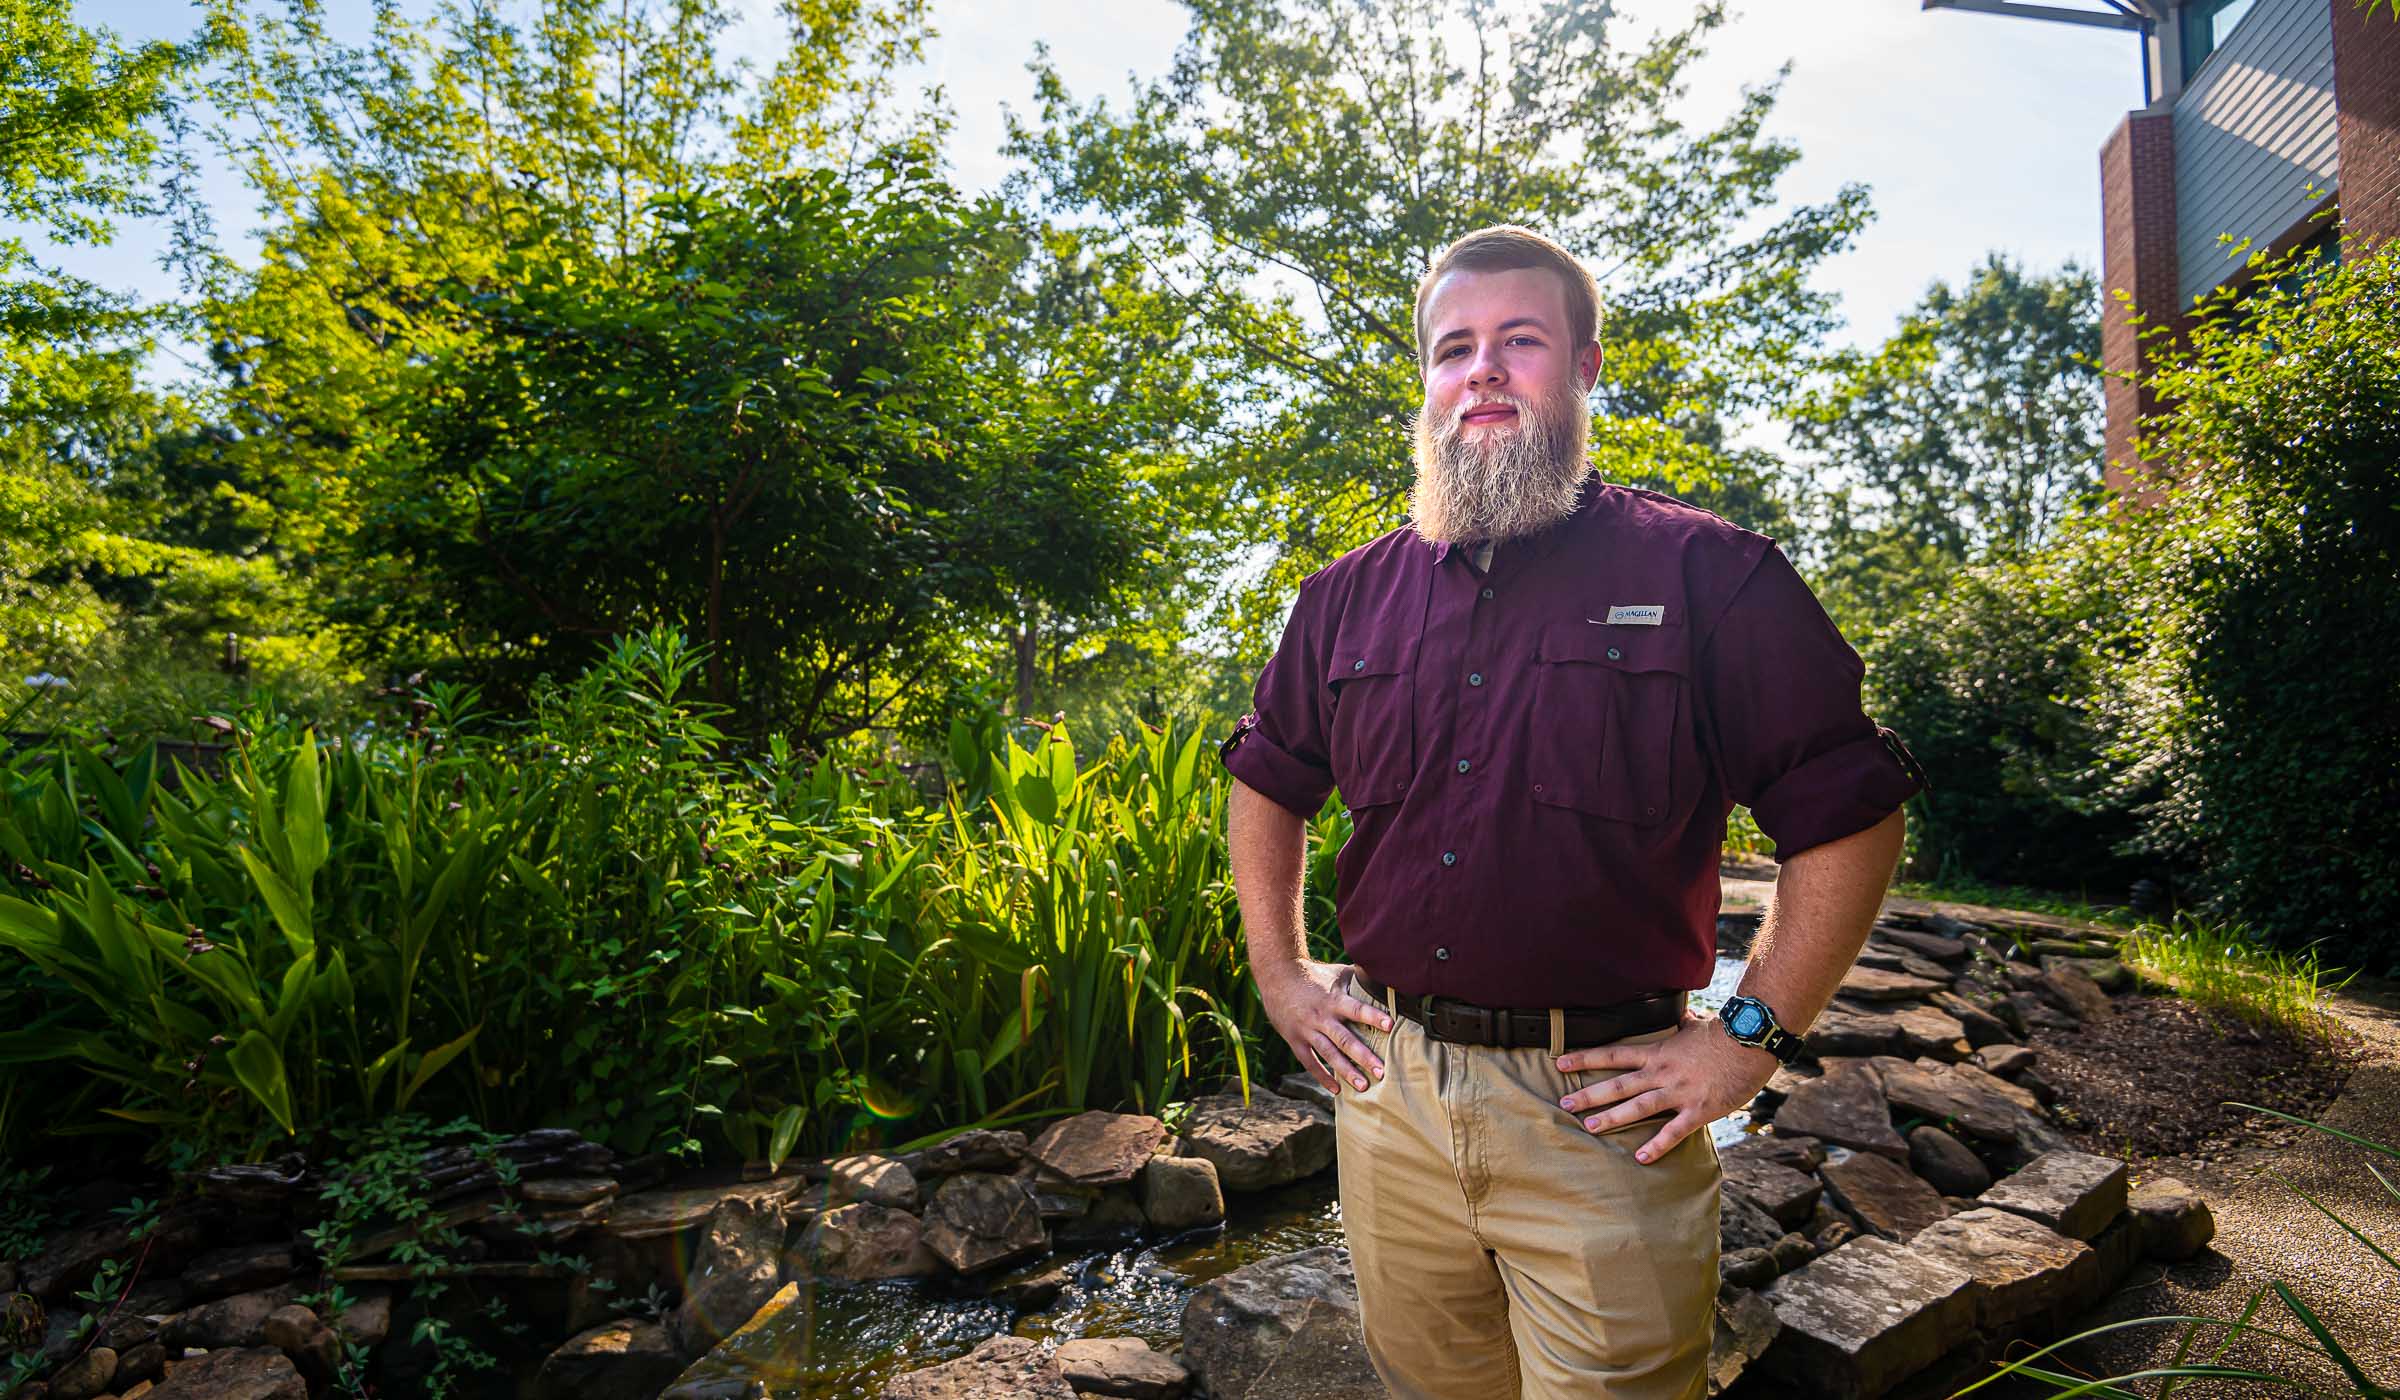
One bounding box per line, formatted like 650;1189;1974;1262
1325;641;1414;809
1527;620;1690;826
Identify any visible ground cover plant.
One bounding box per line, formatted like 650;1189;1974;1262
0;626;1277;1171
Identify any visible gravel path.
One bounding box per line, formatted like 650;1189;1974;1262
2030;973;2400;1396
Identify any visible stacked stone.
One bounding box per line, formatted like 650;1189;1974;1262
1705;911;2218;1399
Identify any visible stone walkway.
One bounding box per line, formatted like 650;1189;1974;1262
1725;863;2400;1396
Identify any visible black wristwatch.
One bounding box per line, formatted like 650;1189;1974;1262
1719;994;1805;1066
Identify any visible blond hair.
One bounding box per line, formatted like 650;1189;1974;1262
1413;225;1601;367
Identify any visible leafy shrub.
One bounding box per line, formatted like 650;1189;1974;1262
1861;505;2156;895
2118;242;2400;973
0;625;1272;1165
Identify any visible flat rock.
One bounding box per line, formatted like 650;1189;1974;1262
1710;1287;1782;1395
1030;1112;1170;1188
147;1347;308;1400
2035;966;2113;1022
923;1173;1048;1274
1970;1044;2037;1079
914;1129;1030;1177
1272;1074;1335;1112
1910;1207;2097;1332
1807;1004;1969;1062
1721;1246;1778;1288
1055;1337;1191;1399
2041;953;2132;991
2129;1176;2215;1261
2006;990;2080;1032
1979;1150;2129;1242
1766;1065;1906;1161
672;1195;788;1356
1720;1155;1821;1229
1907;1126;1992;1197
1873;928;1969;962
1870;1058;2064;1165
1927;991;2013;1049
518;1175;619;1209
1722;1132;1827;1173
1140;1156;1226;1233
1818;1153;1951;1241
1753;1065;1816;1117
1722;1190;1788;1253
883;1335;1076;1399
828;1153;921;1211
603;1175;808;1241
1756;1236;1977;1400
1834;965;1949;1003
531;1318;686;1400
1178;1090;1335;1192
162;1284;296;1350
179;1244;296;1301
1180;1246;1381;1400
788;1202;939;1281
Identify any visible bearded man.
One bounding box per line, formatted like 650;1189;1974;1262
1217;224;1930;1400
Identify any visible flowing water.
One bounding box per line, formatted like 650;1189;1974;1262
703;956;1758;1397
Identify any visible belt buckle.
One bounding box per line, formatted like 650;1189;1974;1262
1429;1000;1491;1046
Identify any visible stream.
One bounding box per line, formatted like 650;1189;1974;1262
715;955;1756;1397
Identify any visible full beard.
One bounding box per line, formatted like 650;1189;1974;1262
1405;379;1593;546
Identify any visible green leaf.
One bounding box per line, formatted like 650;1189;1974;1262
284;731;328;893
229;1030;297;1136
397;1022;482;1112
765;1105;806;1172
237;845;315;960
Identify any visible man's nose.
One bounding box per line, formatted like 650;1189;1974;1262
1466;344;1507;389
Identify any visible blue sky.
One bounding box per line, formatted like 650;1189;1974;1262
43;0;2144;385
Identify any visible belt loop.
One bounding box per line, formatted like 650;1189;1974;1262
1547;1006;1566;1059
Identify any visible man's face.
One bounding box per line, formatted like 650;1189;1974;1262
1407;264;1601;545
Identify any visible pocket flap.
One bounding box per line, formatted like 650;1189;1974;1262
1326;643;1409;685
1535;619;1686;675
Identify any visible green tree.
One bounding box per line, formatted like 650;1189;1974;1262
1006;0;1856;648
186;0;1216;741
1789;253;2104;632
0;1;248;692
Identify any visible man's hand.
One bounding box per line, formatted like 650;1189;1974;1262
1556;1010;1779;1164
1259;959;1395;1097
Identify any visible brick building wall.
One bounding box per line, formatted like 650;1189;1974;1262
2099;111;2185;501
2332;0;2400;246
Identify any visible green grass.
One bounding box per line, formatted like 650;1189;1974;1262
2121;914;2356;1048
1887;874;2138;929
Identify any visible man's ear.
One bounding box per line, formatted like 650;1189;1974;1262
1577;342;1602;395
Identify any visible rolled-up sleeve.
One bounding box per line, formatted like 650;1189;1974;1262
1697;544;1929;861
1218;576;1338;820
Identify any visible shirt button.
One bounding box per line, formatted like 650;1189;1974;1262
1441;850;1457;867
1434;947;1451;961
1606;646;1621;661
1480;587;1494;599
1467;672;1484;687
1353;658;1366;671
1456;759;1471;774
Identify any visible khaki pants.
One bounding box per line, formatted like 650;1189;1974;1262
1335;986;1720;1400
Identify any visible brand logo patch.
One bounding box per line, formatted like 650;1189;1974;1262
1596;604;1665;626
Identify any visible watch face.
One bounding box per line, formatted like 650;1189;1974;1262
1727;1001;1767;1039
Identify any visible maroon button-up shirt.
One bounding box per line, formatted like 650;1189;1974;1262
1218;476;1928;1009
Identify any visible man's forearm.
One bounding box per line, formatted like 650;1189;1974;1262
1737;807;1907;1036
1227;778;1313;984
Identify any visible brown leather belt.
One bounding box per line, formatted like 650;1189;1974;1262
1350;972;1683;1049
